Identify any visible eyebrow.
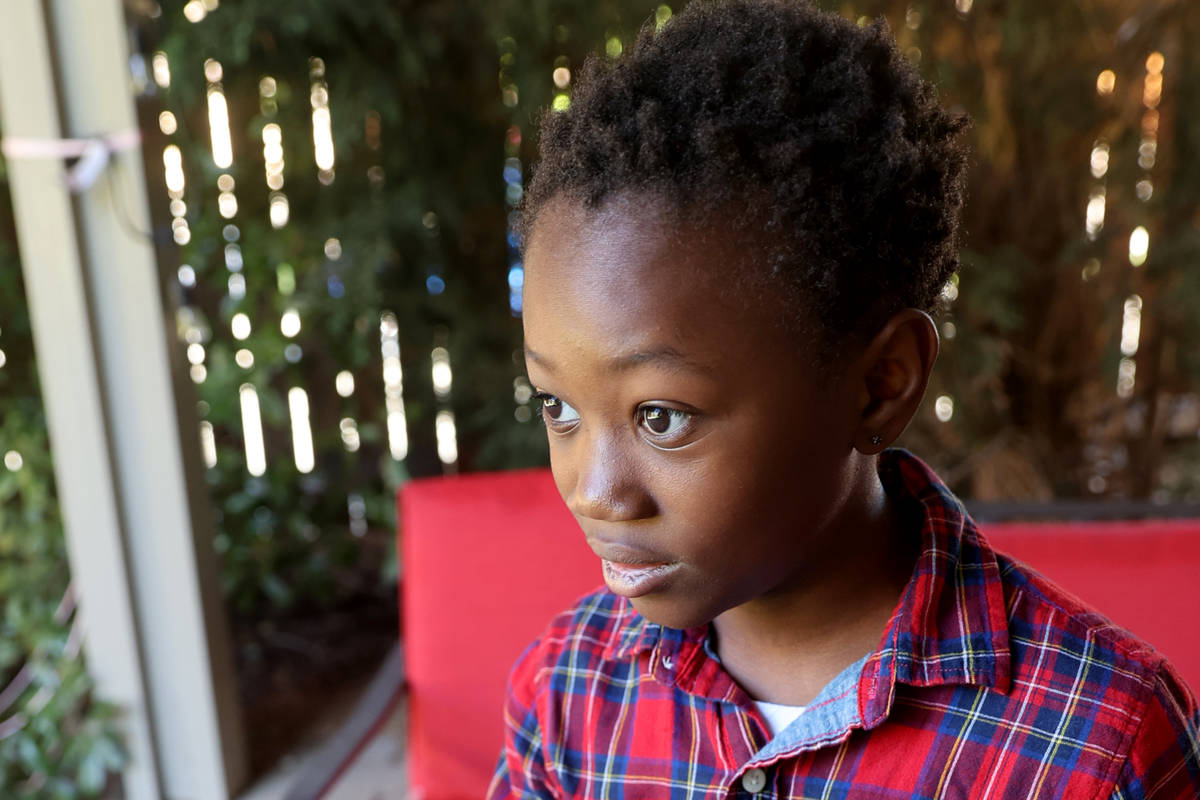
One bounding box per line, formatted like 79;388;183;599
524;345;711;375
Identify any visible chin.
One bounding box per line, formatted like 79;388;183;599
629;594;716;632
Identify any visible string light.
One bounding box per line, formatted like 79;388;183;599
270;194;290;228
163;145;191;245
310;58;335;182
934;395;954;422
1117;357;1137;399
436;410;459;466
381;312;408;460
152;52;171;88
513;376;533;422
206;86;233;169
503;122;525;314
281;309;302;338
340;418;361;452
199;421;218;468
263;123;285;189
1089;141;1109;179
1136;53;1162;216
228;274;246;301
186;343;206;365
163;146;185;193
231;312;251;340
239;384;267;476
1120;295;1143;356
1129;226;1149;267
288;388;315;474
224;243;242;272
431;346;453;398
940;275;959;303
1085;189;1106;240
217;191;238;219
335;370;355;397
183;0;206;23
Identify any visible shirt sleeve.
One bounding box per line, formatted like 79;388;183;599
486;641;560;800
1108;661;1200;799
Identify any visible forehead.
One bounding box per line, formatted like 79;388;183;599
522;196;762;357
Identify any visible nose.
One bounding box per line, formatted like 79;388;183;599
558;429;655;523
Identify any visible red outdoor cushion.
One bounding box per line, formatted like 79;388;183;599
400;469;598;800
986;520;1200;693
400;468;1200;800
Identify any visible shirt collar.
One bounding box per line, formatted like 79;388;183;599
611;602;657;660
860;449;1011;726
607;449;1012;714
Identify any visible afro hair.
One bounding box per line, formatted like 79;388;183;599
523;0;969;353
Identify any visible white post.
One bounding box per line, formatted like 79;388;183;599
0;1;247;797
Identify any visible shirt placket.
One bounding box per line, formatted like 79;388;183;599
654;633;793;798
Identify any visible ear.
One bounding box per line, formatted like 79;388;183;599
849;309;939;454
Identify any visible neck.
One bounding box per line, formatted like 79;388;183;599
710;459;917;706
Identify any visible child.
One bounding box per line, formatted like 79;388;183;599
488;1;1200;797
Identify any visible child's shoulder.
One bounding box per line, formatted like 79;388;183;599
995;549;1170;675
992;548;1193;720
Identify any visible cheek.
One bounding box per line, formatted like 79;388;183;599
547;439;577;504
652;456;750;550
656;412;850;549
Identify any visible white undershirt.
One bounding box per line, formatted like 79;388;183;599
753;700;806;736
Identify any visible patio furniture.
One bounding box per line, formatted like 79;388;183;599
285;468;1200;800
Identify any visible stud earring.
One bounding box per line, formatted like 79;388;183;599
870;434;883;446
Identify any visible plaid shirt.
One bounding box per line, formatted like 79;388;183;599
489;450;1200;799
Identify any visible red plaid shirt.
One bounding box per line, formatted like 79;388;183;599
489;450;1200;799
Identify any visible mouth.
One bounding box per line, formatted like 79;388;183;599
600;560;680;598
588;539;680;598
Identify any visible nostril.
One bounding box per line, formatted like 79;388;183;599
570;476;621;521
570;474;655;522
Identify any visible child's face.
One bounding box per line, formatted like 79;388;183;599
523;195;866;631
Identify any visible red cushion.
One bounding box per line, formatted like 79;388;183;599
401;469;592;800
400;468;1200;800
986;520;1200;692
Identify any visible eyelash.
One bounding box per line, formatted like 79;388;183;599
530;391;553;423
529;391;696;444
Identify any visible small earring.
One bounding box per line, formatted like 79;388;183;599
870;434;883;446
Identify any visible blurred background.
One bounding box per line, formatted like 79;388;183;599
0;0;1197;796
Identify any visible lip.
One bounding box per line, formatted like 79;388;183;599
601;559;680;597
587;538;679;598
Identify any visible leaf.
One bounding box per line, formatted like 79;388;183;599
76;749;105;794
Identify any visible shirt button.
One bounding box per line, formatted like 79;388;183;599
741;767;766;794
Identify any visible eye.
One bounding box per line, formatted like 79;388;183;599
533;392;580;427
636;405;693;441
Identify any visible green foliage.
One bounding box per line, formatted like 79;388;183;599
844;0;1200;500
142;0;669;615
0;171;125;795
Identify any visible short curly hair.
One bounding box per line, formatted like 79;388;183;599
523;0;968;354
